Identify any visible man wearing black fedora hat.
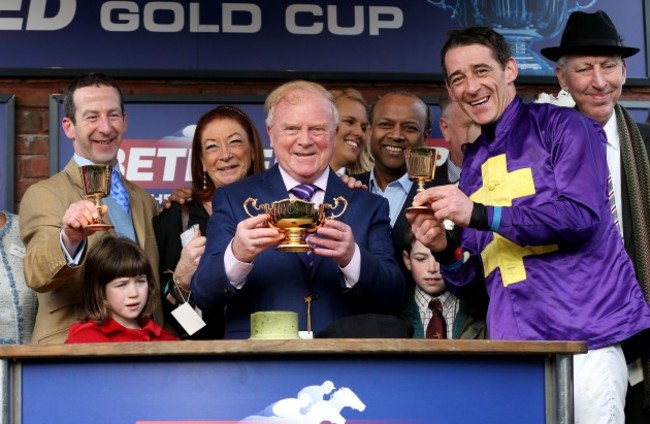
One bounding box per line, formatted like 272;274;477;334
542;11;650;423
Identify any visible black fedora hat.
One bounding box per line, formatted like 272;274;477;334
541;10;639;62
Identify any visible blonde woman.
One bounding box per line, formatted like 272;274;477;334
329;89;373;175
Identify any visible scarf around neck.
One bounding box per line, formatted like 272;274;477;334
615;103;650;411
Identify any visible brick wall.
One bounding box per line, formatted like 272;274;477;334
4;76;650;212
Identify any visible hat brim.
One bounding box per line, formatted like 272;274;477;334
541;45;640;62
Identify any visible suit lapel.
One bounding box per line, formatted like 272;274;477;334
124;179;146;244
259;165;291;203
63;159;85;198
323;169;348;208
620;162;634;254
310;170;349;272
392;182;418;248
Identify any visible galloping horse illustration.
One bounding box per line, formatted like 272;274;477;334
321;386;366;414
241;382;365;423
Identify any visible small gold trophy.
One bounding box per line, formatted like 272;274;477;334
244;197;348;252
79;164;113;231
405;146;438;211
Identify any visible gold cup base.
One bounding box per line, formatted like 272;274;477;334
406;205;432;212
277;243;311;253
84;223;114;232
244;197;349;254
275;228;313;252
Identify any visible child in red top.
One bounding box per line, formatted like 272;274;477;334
66;236;179;343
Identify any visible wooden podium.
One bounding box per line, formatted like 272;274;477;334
0;339;585;424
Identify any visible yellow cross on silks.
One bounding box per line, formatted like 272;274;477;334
469;154;558;286
481;234;558;286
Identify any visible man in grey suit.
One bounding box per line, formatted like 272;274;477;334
20;73;160;343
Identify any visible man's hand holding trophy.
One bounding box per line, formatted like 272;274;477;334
243;196;348;253
404;147;455;230
78;164;114;232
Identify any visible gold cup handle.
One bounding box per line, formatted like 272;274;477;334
243;197;270;218
323;196;348;220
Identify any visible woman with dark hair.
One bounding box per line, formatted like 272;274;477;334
66;236;178;343
153;105;265;339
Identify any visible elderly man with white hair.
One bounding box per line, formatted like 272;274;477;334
542;10;650;423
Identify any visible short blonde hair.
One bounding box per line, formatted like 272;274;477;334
265;80;339;127
330;88;368;109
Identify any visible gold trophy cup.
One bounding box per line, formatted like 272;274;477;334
405;146;438;211
244;197;348;252
79;164;114;231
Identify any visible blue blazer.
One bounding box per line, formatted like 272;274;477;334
192;165;406;339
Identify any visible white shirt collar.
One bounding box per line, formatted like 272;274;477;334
73;153;94;167
368;169;413;193
72;154;120;175
278;166;329;193
603;112;619;151
334;166;347;177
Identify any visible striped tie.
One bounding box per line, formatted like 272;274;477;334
290;184;317;201
290;184;318;265
607;175;621;235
